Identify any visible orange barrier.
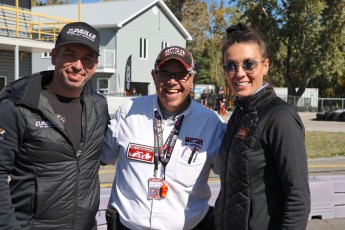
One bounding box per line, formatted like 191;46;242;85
218;101;227;116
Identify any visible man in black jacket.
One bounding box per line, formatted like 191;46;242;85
0;22;109;230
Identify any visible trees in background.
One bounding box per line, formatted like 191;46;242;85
166;0;345;98
227;0;345;99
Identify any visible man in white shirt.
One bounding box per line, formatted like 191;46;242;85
102;46;226;229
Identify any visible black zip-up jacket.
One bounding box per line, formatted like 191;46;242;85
214;85;310;230
0;71;109;229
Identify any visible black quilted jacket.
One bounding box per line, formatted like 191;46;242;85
214;85;310;230
0;71;109;230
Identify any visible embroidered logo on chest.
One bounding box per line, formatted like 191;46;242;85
127;143;154;163
235;128;249;140
184;137;204;148
34;120;55;128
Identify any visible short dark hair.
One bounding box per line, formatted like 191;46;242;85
222;22;267;62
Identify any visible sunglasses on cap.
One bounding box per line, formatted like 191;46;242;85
223;59;265;75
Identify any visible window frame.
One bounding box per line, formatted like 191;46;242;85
139;37;148;59
161;41;169;49
97;78;110;95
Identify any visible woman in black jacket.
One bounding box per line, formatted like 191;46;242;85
214;23;310;230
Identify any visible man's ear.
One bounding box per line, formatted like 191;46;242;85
51;48;56;65
263;59;270;75
192;71;198;84
151;69;156;81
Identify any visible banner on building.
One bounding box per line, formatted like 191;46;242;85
124;55;132;95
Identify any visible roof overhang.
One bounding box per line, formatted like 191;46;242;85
0;36;54;53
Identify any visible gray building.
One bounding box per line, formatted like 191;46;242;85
31;0;192;96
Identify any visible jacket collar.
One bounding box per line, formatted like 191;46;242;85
235;84;276;111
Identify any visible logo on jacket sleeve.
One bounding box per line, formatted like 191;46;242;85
127;143;154;163
235;128;249;140
0;127;5;140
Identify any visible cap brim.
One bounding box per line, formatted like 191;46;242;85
55;41;100;56
157;58;193;71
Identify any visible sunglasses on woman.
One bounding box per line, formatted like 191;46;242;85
223;59;265;75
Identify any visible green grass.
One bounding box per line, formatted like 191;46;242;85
306;132;345;158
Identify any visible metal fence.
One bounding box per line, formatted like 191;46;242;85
318;98;345;112
191;91;345;114
277;95;316;112
276;95;345;112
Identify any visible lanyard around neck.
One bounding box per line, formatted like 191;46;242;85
153;110;184;178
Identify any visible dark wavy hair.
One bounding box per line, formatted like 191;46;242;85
222;22;268;63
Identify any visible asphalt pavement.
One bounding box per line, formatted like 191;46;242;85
99;111;345;229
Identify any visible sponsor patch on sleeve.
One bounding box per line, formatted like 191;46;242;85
235;128;249;140
0;128;6;140
126;143;154;163
0;128;5;135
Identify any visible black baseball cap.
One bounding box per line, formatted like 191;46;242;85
154;46;195;72
55;22;100;55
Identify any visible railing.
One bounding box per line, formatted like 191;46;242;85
318;98;345;112
98;49;115;69
0;3;74;42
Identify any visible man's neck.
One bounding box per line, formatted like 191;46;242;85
158;97;191;119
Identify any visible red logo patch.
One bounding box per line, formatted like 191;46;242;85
235;128;249;140
127;143;154;163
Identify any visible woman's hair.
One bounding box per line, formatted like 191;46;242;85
222;22;267;62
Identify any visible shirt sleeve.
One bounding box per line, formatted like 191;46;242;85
101;106;123;165
0;99;24;229
268;106;311;229
210;117;227;175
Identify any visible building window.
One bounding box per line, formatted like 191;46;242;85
161;41;169;49
42;36;53;58
42;52;51;58
98;78;109;94
0;76;7;91
139;37;148;59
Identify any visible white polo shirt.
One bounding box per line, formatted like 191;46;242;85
102;95;226;229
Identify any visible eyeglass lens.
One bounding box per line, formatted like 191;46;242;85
158;71;190;81
223;59;259;73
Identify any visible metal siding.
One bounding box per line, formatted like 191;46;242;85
100;30;116;50
0;50;32;82
32;53;54;73
0;51;15;82
19;53;32;77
